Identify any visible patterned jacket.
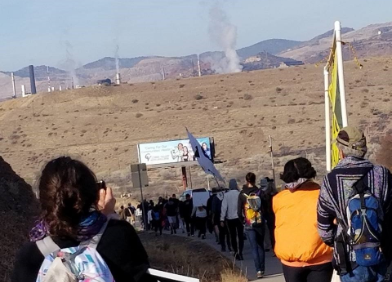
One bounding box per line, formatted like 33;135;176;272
317;156;392;260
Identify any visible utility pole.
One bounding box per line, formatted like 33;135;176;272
269;135;276;185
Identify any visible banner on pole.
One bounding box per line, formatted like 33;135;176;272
325;21;348;170
328;53;342;168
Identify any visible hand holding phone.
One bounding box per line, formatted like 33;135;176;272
97;180;106;190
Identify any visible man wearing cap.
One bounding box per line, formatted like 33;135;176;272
317;126;392;282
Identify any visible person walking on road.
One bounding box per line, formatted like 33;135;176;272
152;204;163;236
212;188;232;252
259;177;277;253
317;126;392;282
274;158;333;282
221;179;244;260
180;194;194;236
192;205;207;239
239;172;265;279
165;194;179;234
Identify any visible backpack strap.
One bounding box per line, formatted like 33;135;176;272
352;167;373;209
79;219;110;249
36;236;61;257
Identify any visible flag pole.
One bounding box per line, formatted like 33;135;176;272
334;21;348;127
324;66;332;172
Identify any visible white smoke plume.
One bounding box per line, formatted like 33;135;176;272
64;41;80;87
208;3;242;73
114;43;120;73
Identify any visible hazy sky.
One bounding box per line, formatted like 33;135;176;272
1;0;391;71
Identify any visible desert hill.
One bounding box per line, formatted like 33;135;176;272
0;56;391;199
280;22;392;63
236;39;302;58
3;21;392;101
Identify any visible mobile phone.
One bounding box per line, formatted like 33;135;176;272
97;180;106;190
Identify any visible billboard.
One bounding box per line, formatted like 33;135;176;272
138;137;213;166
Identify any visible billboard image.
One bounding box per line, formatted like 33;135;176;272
138;137;213;166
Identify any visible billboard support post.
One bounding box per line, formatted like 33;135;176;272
181;167;188;190
131;163;149;231
188;166;193;189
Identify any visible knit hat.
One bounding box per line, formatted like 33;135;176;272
260;177;272;191
228;179;238;190
336;126;367;155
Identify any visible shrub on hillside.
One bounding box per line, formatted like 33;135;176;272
194;94;203;100
243;94;253;100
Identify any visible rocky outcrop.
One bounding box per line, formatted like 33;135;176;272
0;156;39;280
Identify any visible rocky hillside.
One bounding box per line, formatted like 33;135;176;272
0;156;39;280
280;22;392;63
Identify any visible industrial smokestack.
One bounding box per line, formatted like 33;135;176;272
21;85;26;97
161;66;166;80
115;73;121;85
29;65;37;94
11;72;16;98
197;54;202;77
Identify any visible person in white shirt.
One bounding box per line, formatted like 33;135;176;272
192;205;207;239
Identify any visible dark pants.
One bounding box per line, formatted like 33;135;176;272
153;220;162;235
246;227;265;273
282;262;333;282
265;214;275;249
227;218;244;255
184;217;194;235
196;217;207;236
219;223;232;251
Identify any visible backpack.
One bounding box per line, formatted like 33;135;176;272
346;174;384;267
36;220;115;282
244;192;262;227
153;211;160;221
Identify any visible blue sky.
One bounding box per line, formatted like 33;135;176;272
1;0;391;71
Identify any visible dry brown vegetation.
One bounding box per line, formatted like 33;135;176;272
140;233;247;282
0;57;391;199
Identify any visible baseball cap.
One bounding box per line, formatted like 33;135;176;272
336;126;367;152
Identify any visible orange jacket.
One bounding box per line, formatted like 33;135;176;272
273;181;332;267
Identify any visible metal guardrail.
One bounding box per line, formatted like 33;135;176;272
147;268;199;282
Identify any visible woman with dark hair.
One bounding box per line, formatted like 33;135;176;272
273;157;333;282
183;146;190;162
12;156;154;282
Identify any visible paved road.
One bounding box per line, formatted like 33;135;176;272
169;229;285;282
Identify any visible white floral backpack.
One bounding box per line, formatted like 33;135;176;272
35;220;115;282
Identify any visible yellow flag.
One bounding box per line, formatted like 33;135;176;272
328;47;343;168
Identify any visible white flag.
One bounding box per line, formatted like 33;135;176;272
186;128;225;183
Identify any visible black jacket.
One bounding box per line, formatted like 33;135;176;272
238;185;261;221
12;220;155;282
179;199;193;218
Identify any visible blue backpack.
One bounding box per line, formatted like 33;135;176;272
346;173;384;266
153;211;160;221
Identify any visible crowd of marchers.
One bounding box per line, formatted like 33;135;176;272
10;126;392;282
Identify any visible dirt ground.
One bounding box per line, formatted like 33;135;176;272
0;57;391;199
